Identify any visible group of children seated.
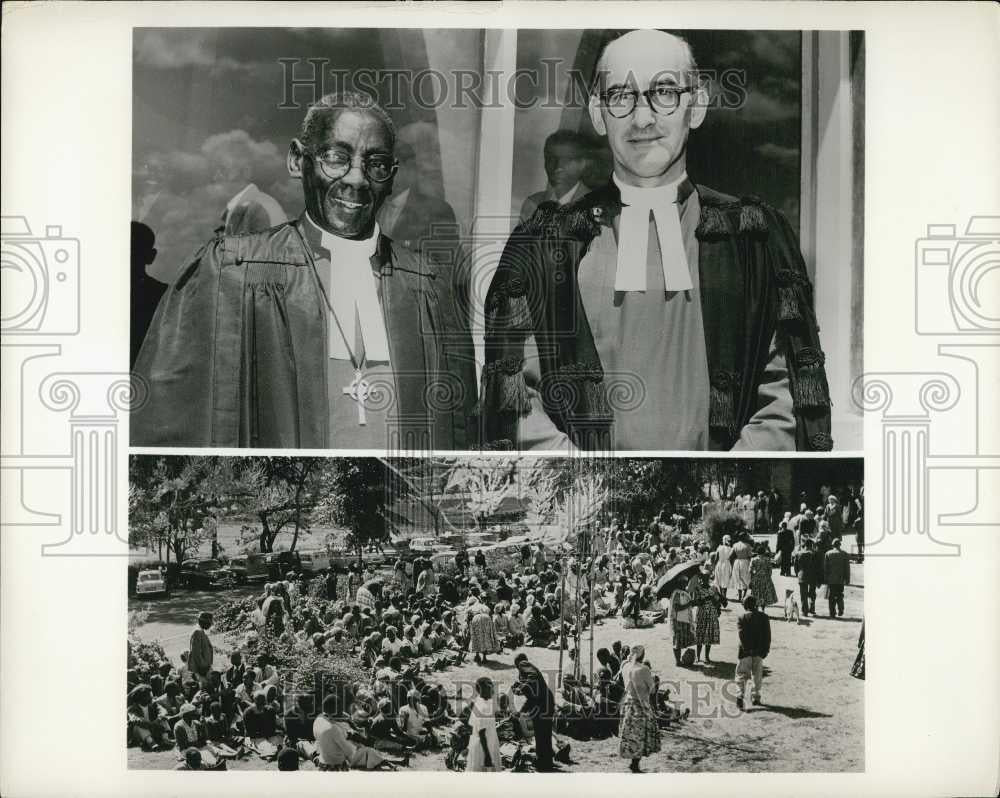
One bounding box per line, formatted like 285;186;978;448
126;644;287;768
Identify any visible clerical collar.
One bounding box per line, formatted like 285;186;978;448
304;213;390;364
611;172;693;293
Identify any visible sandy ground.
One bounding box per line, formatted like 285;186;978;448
129;569;863;773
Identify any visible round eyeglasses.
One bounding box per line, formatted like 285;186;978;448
599;85;694;119
309;149;399;183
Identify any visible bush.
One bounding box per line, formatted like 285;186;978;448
699;507;746;549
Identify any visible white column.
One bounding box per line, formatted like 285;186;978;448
470;29;518;373
801;31;862;450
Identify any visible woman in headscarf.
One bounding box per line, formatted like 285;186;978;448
466;592;500;665
749;543;778;608
466;676;502;772
617;645;661;773
392;558;409;593
729;533;754;602
687;564;721;664
713;534;734;602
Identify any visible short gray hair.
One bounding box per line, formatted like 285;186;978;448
300;91;396;150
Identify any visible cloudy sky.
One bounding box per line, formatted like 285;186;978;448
133;28;802;281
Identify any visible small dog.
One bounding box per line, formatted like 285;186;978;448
783;589;801;622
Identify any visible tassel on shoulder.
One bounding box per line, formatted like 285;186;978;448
738;196;770;235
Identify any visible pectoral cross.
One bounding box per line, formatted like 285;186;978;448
342;369;369;426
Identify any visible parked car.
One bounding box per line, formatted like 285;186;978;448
408;537;451;556
179;558;235;589
228;553;269;585
134;568;168;597
263;551;302;580
298;550;331;573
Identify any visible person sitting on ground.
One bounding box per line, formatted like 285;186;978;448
127;684;170;751
368;697;415;752
204;700;236;745
175;747;206;771
277;745;300;771
156;680;184;726
173;703;208;751
506;603;526;647
525;604;555;647
381;626;405;658
397;688;433;749
234;670;262;713
313;693;409;770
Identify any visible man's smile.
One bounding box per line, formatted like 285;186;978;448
331;196;366;210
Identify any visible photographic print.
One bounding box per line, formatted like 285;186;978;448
129;28;864;452
127;453;864;773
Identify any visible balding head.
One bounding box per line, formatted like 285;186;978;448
588;29;707;187
592;30;698;94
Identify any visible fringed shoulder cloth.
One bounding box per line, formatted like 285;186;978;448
479;180;833;451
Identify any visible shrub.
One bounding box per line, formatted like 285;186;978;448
699;507;746;549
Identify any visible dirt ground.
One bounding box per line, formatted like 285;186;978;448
129;569;863;773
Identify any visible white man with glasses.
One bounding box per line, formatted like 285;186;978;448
133;92;477;449
481;29;831;453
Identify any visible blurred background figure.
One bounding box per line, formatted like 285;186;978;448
130;221;166;368
378;140;460;259
519;129;592;222
210;141;286;236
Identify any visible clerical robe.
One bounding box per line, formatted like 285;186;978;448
480;180;832;451
131;215;476;449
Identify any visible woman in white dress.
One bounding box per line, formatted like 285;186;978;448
713;535;734;601
466;677;502;772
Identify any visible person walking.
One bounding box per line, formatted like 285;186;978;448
823;538;851;618
618;645;661;773
729;534;753;602
735;595;771;710
749;544;778;609
776;521;795;577
712;535;734;603
792;538;819;615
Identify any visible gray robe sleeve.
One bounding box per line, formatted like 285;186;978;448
731;333;796;451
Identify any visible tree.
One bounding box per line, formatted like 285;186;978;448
128;456;226;565
313;458;389;560
225;458;330;553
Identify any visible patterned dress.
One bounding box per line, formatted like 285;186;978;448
749;555;778;607
467;601;500;654
689;579;721;645
618;661;661;759
669;589;695;649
